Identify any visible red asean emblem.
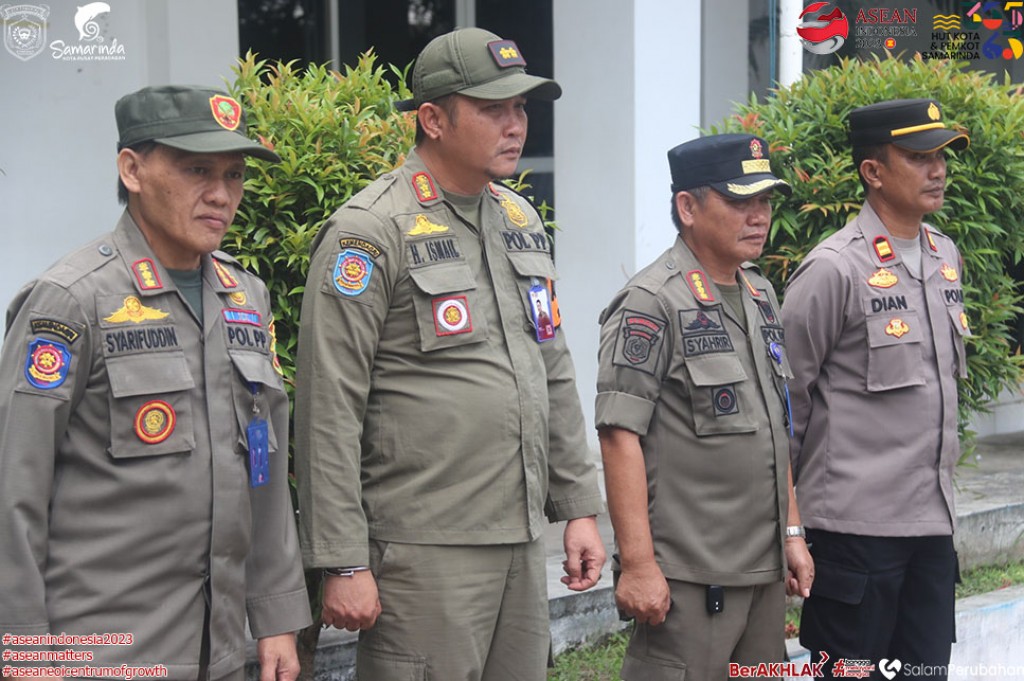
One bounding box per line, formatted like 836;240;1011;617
209;95;242;131
134;400;176;444
797;2;849;55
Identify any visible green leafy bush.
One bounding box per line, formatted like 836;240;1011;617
711;55;1024;440
227;51;416;390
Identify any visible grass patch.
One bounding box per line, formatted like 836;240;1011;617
549;561;1024;678
547;631;629;681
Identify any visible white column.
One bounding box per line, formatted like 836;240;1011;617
553;0;702;448
779;0;805;86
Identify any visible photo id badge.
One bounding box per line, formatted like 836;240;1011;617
248;417;269;488
529;282;556;343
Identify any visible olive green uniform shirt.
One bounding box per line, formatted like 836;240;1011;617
0;212;310;679
295;150;603;569
596;237;791;586
782;201;967;536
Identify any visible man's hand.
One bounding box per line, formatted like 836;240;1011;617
615;560;671;626
321;570;382;631
257;632;300;681
560;516;607;592
785;537;814;598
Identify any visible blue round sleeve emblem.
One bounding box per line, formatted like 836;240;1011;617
25;338;71;389
333;249;375;296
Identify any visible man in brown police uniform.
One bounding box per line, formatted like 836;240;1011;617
596;134;814;681
294;27;605;681
783;99;970;679
0;86;311;681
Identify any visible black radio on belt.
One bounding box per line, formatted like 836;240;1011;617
706;585;725;614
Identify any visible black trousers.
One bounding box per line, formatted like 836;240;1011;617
800;530;958;681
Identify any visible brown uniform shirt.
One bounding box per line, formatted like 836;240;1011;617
782;201;968;536
294;150;603;569
596;237;791;586
0;213;310;679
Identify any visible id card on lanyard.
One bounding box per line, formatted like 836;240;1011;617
247;382;269;487
529;278;556;343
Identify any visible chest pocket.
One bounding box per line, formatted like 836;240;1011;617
864;309;925;391
506;249;558;334
407;264;489;352
228;350;285;454
106;352;196;458
681;354;758;436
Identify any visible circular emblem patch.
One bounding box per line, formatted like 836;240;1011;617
714;387;738;415
134;400;176;444
432;295;472;336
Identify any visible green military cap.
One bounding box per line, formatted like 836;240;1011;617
115;85;280;162
668;134;792;199
848;98;970;153
396;27;561;112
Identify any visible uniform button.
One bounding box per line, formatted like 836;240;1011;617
98;244;113;256
666;261;676;270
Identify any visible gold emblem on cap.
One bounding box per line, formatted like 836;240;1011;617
501;195;529;228
104;296;170;324
407;214;449;236
749;139;763;159
928;102;941;121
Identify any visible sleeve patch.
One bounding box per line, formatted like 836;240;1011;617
612;309;668;375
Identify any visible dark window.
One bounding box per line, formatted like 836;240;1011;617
238;0;325;66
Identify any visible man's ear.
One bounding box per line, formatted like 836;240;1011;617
860;158;883;190
675;191;699;228
417;102;448;141
118;148;145;194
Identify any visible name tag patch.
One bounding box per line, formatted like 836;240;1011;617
407;237;464;268
500;230;550;253
105;326;180;357
679;308;734;357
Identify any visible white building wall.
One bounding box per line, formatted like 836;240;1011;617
554;0;702;449
0;0;239;312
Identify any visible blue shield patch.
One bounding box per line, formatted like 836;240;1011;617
333;249;375;297
25;338;71;390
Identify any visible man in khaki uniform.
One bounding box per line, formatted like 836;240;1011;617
596;134;813;681
294;27;605;681
783;99;970;679
0;86;311;681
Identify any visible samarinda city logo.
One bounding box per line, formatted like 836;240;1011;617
1;2;127;62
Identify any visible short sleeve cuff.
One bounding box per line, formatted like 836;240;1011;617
595;391;655;436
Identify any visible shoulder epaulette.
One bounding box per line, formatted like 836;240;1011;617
46;236;118;288
348;173;399;211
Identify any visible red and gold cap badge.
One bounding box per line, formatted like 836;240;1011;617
209;95;242;131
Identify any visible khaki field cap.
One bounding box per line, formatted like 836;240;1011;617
396;27;562;111
115;85;280;163
668;134;792;199
848;98;970;153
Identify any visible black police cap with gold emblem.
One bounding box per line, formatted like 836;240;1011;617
848;98;969;153
668;134;791;199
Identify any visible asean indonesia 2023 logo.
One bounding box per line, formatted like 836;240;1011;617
797;1;850;54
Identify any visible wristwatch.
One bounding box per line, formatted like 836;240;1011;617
785;525;806;539
323;566;370;577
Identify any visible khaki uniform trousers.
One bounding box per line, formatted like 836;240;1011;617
621;579;785;681
357;538;548;680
